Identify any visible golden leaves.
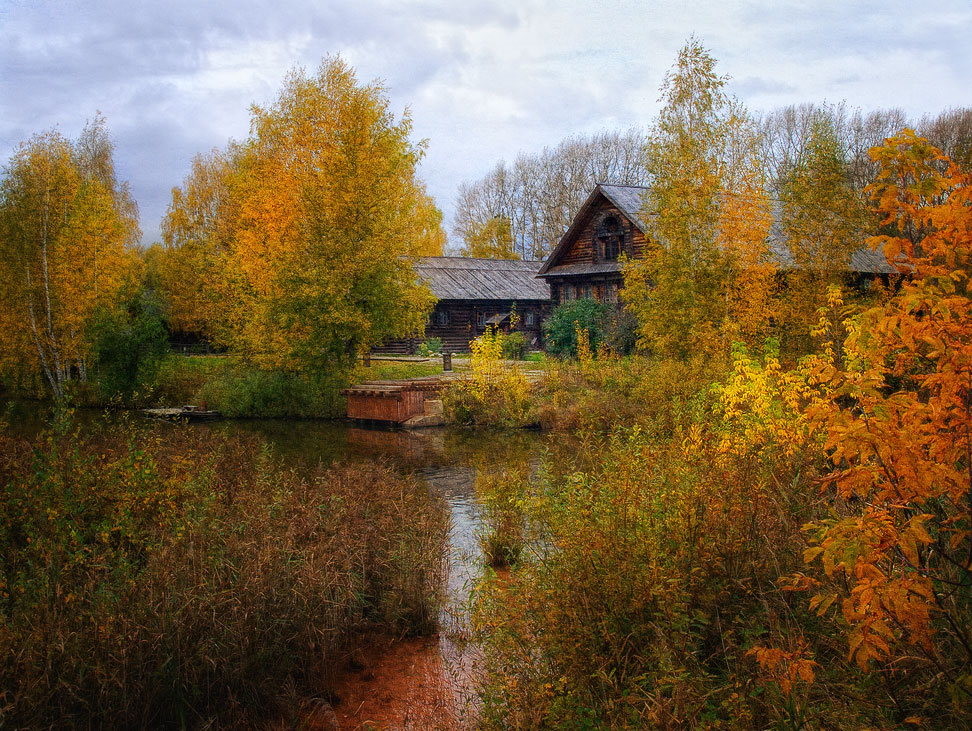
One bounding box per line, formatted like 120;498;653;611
0;125;138;396
158;57;441;370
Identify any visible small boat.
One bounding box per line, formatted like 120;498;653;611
142;405;221;422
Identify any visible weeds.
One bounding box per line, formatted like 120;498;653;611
0;413;449;728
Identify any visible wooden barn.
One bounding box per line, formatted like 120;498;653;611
379;257;552;354
537;183;897;302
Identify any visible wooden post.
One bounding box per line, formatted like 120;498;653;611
363;351;371;367
443;351;452;371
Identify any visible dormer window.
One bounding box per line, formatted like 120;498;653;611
596;215;623;261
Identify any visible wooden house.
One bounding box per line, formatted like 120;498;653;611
536;184;649;304
378;257;552;354
537;183;897;303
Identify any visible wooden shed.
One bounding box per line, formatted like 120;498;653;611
378;257;552;354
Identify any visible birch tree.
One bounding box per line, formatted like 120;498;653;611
0;121;138;398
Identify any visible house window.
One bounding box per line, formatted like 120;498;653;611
565;284;575;301
477;311;488;327
596;215;623;261
524;310;535;327
434;309;449;327
583;284;592;299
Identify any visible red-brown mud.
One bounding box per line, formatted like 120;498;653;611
310;635;472;730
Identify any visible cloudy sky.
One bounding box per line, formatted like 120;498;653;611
1;0;969;246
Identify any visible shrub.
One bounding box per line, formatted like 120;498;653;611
91;290;169;404
500;330;527;360
477;465;528;567
417;337;442;356
0;413;449;728
542;298;609;357
194;365;344;418
443;326;534;427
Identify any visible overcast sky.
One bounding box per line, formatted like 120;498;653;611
1;0;969;247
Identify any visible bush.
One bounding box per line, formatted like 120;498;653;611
194;365;344;418
0;413;449;728
542;298;609;357
443;327;534;428
500;331;527;360
416;337;442;356
91;290;169;404
477;466;528;567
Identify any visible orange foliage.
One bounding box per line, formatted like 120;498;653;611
803;131;972;694
159;58;441;370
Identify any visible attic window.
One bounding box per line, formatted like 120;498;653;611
596;215;623;261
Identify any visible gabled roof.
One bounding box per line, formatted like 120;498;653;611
412;256;550;301
537;184;648;277
539;183;897;277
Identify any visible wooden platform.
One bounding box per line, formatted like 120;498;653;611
142;405;221;422
342;376;453;425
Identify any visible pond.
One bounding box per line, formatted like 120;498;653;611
3;401;556;728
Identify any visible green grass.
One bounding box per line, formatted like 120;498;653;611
354;359;446;382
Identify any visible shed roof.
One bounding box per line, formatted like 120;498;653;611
412;256;550;301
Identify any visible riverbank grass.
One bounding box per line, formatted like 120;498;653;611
0;412;449;728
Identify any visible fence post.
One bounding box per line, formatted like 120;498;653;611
443;351;452;371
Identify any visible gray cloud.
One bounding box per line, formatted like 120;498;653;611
1;0;968;246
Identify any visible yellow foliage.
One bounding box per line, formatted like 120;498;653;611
158;57;440;372
0;123;139;397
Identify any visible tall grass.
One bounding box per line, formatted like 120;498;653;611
470;346;960;728
0;412;448;728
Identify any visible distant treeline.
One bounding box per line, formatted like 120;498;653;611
454;104;972;260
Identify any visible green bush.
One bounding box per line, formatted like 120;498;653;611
417;337;443;356
194;366;344;418
500;331;527;360
91;290;169;404
542;298;609;357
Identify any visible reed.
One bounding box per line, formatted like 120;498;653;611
0;413;449;728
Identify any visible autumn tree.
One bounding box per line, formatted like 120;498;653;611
777;116;873;350
0;119;139;398
459;215;519;259
158;148;234;340
801;131;972;720
160;57;439;373
623;38;739;358
720;104;777;346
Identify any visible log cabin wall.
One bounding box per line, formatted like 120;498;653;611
425;298;550;352
556;202;647;266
